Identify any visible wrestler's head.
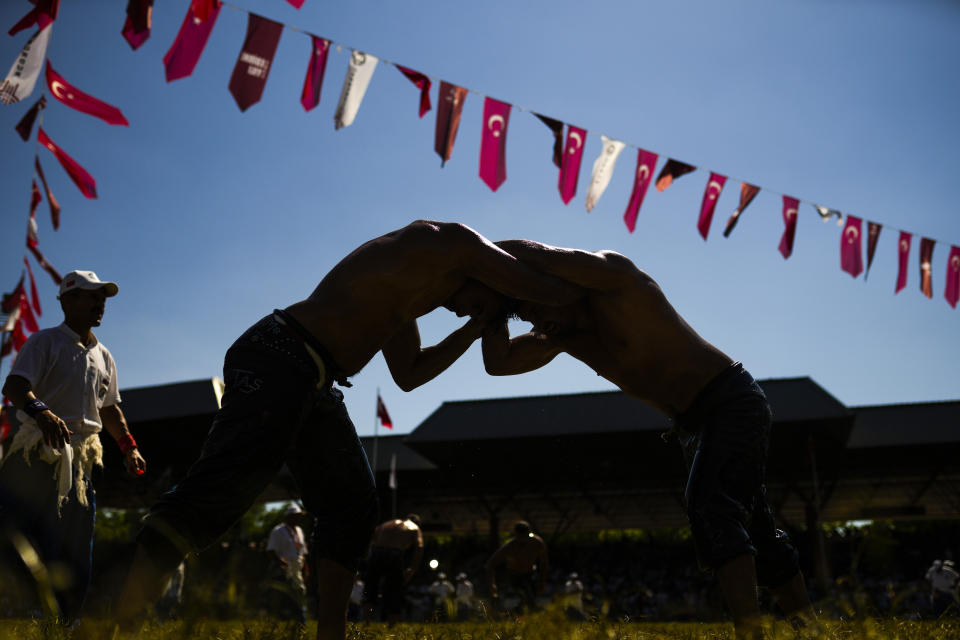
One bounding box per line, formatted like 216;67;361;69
442;280;514;325
514;300;576;338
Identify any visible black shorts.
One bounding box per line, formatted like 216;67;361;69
363;546;406;615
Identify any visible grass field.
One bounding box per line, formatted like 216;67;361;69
1;610;958;640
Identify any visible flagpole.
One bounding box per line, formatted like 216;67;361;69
372;387;380;477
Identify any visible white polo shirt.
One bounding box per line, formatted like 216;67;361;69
10;323;120;435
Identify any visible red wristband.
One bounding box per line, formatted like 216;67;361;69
117;433;137;455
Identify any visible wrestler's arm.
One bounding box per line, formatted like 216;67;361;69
382;318;484;392
100;404;146;477
404;529;424;583
486;544;508;597
2;374;72;450
495;239;635;291
481;321;562;376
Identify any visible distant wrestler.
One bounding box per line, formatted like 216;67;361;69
486;520;549;612
482;240;816;640
363;514;423;622
117;221;582;640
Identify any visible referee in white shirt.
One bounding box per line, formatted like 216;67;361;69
0;270;145;624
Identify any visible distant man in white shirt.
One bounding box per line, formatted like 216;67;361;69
454;572;476;620
925;559;959;616
427;572;455;621
0;270;145;624
266;504;309;623
563;572;586;620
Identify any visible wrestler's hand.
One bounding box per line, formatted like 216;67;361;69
36;409;72;450
124;448;147;477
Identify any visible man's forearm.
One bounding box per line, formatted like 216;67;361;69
401;320;482;390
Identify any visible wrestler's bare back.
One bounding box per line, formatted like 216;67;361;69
492;536;546;573
372;519;421;551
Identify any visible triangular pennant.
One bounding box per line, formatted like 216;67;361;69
778;196;799;259
15;96;46;141
622;149;658;233
228;14;284;112
163;0;222;82
46;61;129;126
534;113;564;169
396;65;432;118
696;173;726;240
1;25;53;105
722;183;760;238
434;82;467;166
479;97;511;192
122;0;154;51
840;215;864;278
300;35;330;112
655;159;695;192
584;136;625;212
35;156;61;230
38;127;97;199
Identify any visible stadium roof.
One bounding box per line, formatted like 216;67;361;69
847;400;960;448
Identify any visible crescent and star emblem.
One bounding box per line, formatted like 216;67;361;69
487;114;505;137
707;180;722;200
785;208;797;220
51;81;72;101
951;255;960;271
567;131;582;153
637;165;650;182
845;226;859;244
900;239;909;253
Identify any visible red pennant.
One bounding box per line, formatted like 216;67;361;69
722;183;760;238
18;294;39;334
37;128;97;199
435;82;467;167
919;237;935;298
377;394;393;429
46;62;129;126
896;232;911;294
286;0;306;7
840;216;864;278
779;196;800;259
35;156;60;230
30;180;42;218
534;114;564;169
300;36;330;112
122;0;154;50
558;126;586;205
623;149;658;233
8;0;59;36
479;97;510;192
655;159;695;192
27;245;62;285
945;246;960;309
2;277;25;315
229;14;284;112
396;66;432;118
23;257;42;316
9;320;29;353
163;1;222;82
865;222;882;280
15;96;46;142
696;173;726;240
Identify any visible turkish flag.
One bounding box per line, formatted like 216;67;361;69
865;221;882;280
18;293;38;334
38;128;97;199
623;149;658;233
945;246;960;309
696;172;726;240
655;159;695;192
46;62;129;126
919;237;935;298
840;215;864;278
479;97;511;192
29;180;42;219
376;394;393;429
163;0;222;82
558;125;587;205
300;35;330;111
2;277;25;315
229;14;284;112
8;0;59;36
122;0;153;50
435;82;467;166
779;196;799;259
722;183;760;238
27;245;62;285
396;66;432;118
35;156;60;230
23;257;41;316
895;231;911;294
15;96;45;141
286;0;306;7
534;114;563;169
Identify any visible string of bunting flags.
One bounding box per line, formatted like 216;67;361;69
2;0;959;362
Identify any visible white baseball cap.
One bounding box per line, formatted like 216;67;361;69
58;270;118;298
284;504;303;517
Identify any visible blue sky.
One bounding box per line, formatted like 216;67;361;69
1;0;957;436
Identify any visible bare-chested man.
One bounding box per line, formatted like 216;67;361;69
116;222;581;639
481;240;816;640
362;514;424;621
486;520;549;612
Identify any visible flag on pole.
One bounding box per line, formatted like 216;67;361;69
623;149;658;233
388;452;397;490
479;97;511;192
865;222;882;280
334;50;378;130
8;0;59;37
46;62;129;126
840;215;864;278
376;394;393;429
24;257;41;316
163;0;222;82
1;25;53;105
696;172;726;240
779;196;799;259
35;156;60;230
300;35;330;111
722;183;760;238
558;125;586;205
38;128;97;199
435;81;467;166
396;65;432;118
15;96;45;141
655;159;695;192
585;136;625;212
945;245;960;309
919;237;935;298
229;14;284;112
534;113;563;169
896;231;911;294
122;0;154;51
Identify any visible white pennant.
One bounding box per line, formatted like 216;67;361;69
334;50;378;130
0;25;52;105
585;136;626;212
